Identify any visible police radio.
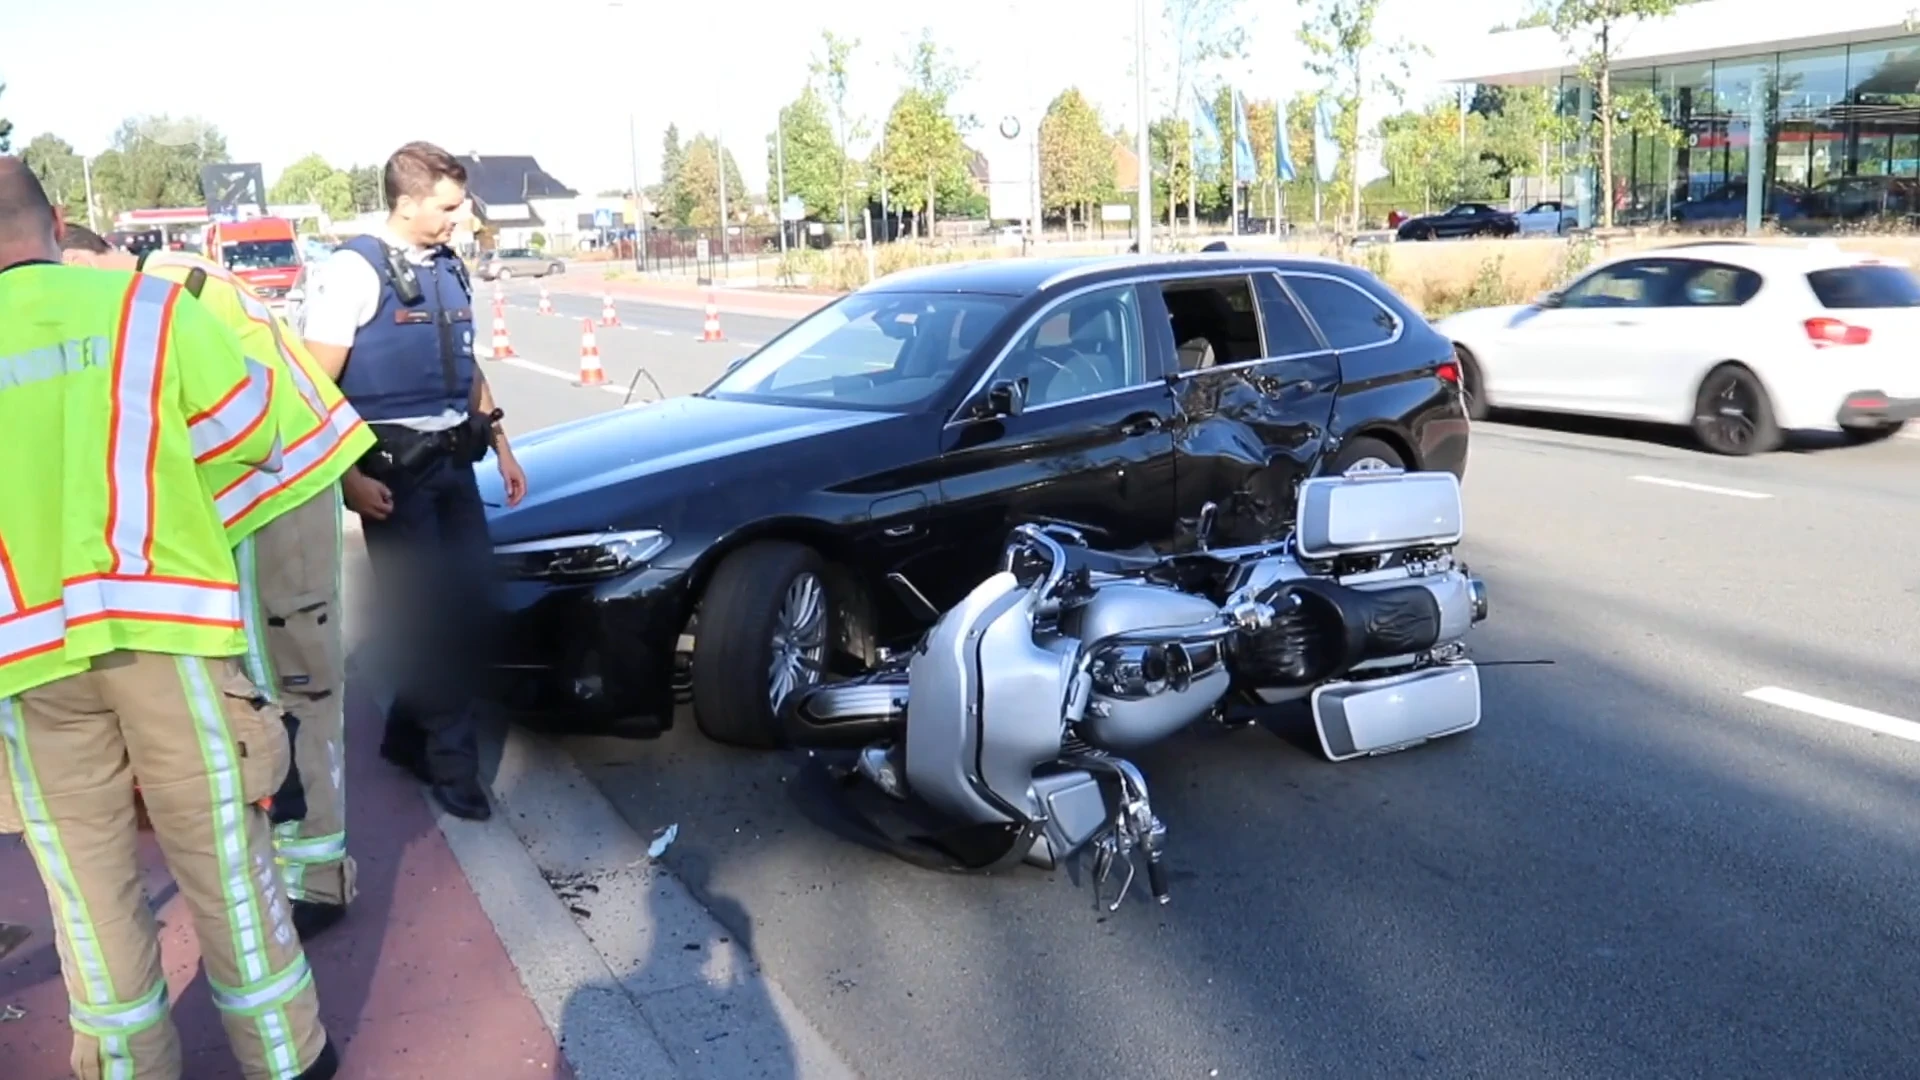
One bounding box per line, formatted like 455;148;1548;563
382;243;424;304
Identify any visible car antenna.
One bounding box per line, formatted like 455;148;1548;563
623;366;665;408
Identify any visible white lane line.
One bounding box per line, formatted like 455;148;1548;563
736;341;763;348
654;329;673;336
487;353;630;397
1745;686;1920;745
1630;474;1773;500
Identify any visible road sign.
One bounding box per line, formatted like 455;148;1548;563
594;208;613;229
696;237;711;260
781;195;805;222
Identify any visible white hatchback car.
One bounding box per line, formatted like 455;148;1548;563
1434;242;1920;454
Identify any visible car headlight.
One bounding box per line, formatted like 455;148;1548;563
493;529;671;581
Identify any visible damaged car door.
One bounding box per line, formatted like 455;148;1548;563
1152;271;1340;546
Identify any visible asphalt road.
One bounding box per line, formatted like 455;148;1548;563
479;296;1920;1079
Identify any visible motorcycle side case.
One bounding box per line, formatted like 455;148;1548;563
1294;470;1464;560
1310;660;1481;762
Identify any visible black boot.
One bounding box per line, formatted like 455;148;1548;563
430;776;492;821
294;1037;339;1079
291;899;348;942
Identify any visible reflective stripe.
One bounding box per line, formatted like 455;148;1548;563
68;978;169;1038
0;576;240;666
0;699;115;1007
274;832;346;863
0;532;22;617
234;537;277;703
146;253;332;422
209;954;313;1016
188;358;277;464
104;275;178;577
214;402;364;529
178;656;273;989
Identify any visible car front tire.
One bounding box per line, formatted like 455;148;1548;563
1692;364;1781;456
1455;346;1491;421
497;268;514;281
691;541;832;749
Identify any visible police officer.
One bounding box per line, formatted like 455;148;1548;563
0;157;338;1080
295;141;525;822
62;223;377;941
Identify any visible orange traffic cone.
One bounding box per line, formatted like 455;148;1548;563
700;293;724;343
492;279;503;304
578;318;606;386
600;291;620;327
489;301;516;358
538;284;554;315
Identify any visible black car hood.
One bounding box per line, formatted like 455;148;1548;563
478;394;895;544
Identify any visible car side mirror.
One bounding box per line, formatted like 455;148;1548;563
725;356;749;375
1535;290;1563;309
983;378;1026;419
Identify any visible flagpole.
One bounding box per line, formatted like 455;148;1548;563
1231;88;1241;237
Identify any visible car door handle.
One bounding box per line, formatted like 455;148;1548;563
882;524;918;538
1120;412;1164;436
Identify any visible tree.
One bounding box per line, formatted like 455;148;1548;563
875;29;975;238
1148;117;1194;231
20;134;88;219
1546;0;1681;227
89;115;229;221
666;134;746;228
348;164;383;214
0;83;12;153
1298;0;1422;232
1379;99;1492;212
769;84;844;221
809;31;865;238
1039;88;1117;236
1163;0;1246;232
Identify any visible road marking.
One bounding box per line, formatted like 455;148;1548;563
1630;474;1773;500
488;354;630;397
654;329;673;336
1745;686;1920;745
737;341;763;348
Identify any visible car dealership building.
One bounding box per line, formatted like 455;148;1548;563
1441;1;1920;233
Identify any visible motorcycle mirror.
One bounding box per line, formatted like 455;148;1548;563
1196;501;1218;549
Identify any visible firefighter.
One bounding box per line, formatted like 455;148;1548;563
297;141;525;822
62;224;375;941
0;159;338;1079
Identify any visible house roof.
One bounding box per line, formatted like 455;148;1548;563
455;155;579;212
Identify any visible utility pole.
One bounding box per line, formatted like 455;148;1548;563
627;112;644;270
1135;0;1152;253
716;130;730;272
82;155;99;233
775;112;789;256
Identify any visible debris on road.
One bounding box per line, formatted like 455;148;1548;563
647;823;679;860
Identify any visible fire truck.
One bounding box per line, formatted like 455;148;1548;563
202;217;305;310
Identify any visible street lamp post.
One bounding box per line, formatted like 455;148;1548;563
775;111;789;257
628;112;644;271
1135;0;1152;253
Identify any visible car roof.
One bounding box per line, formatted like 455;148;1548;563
859;252;1358;296
1596;240;1885;275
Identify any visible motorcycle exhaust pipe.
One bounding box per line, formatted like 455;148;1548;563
781;680;909;749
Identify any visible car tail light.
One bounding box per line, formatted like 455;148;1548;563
1435;360;1461;383
1804;317;1872;347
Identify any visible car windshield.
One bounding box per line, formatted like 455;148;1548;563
706;291;1017;411
223;239;299;270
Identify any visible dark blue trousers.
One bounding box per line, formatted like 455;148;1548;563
359;450;497;786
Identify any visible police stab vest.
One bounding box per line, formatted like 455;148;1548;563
333;236;477;423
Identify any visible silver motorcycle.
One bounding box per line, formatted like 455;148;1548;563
783;469;1489;909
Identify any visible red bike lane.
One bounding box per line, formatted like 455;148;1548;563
0;686;571;1080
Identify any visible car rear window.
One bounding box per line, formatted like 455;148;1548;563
1807;265;1920;309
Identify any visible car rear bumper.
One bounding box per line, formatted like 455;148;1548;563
1836;392;1920;427
484;566;690;734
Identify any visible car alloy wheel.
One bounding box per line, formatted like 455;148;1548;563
769;571;828;712
1692;365;1779;456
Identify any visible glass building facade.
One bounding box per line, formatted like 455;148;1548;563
1555;33;1920;230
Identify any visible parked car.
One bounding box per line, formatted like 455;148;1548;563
1395;203;1519;241
1435;241;1920;455
477;247;566;280
1516;200;1576;236
478;255;1470;749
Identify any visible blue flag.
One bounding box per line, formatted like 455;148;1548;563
1275;97;1298;182
1190;85;1224;175
1313;95;1340;185
1232;90;1257;184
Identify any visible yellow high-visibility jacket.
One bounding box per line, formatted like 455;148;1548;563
0;264;285;701
136;250;372;543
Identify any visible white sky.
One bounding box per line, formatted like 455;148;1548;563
2;0;1534;197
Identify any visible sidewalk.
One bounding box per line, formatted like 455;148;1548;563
544;272;835;320
0;684;570;1080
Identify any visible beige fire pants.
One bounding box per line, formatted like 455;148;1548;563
234;487;353;908
0;651;330;1079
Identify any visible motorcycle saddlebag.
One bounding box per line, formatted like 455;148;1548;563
1310;661;1481;762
